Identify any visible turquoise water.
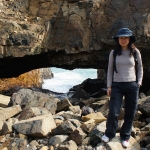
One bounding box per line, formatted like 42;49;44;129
42;67;97;93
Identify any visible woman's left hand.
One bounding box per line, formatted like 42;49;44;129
137;84;140;87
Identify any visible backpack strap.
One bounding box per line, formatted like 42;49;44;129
133;50;138;82
113;50;118;73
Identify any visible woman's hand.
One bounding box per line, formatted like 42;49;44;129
131;43;137;50
107;87;111;96
137;84;141;87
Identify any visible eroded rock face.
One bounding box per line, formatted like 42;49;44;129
0;68;53;91
0;0;150;79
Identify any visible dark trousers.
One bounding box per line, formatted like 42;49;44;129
105;82;139;140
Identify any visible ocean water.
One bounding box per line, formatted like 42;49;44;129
42;67;97;93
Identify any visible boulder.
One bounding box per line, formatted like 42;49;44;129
49;135;68;147
0;94;10;107
56;140;77;150
13;114;56;137
82;112;106;124
0;105;21;121
138;97;150;117
18;107;50;121
11;89;58;114
81;119;96;133
99;134;141;150
56;98;72;112
53;120;76;135
69;105;81;114
68;128;87;145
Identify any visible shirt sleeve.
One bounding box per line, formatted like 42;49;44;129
107;50;114;87
135;49;143;85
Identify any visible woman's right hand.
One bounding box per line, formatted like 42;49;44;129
107;87;111;96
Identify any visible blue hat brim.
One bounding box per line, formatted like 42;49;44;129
112;35;136;43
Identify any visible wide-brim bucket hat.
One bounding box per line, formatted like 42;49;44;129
112;28;136;43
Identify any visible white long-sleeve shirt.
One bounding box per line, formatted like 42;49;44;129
107;49;143;87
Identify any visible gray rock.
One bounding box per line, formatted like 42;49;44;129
18;107;50;121
141;123;150;131
68;119;81;128
60;111;81;120
49;135;68;147
0;105;21;121
82;137;91;146
56;98;72;112
56;140;77;150
29;140;39;147
140;136;150;147
11;89;58;114
13;114;56;137
105;134;140;150
81;106;94;116
138;96;150;117
146;144;150;150
71;89;90;101
0;94;10;108
9;138;28;150
53;120;76;135
81;119;95;133
69;105;81;114
1;121;13;135
68;128;87;145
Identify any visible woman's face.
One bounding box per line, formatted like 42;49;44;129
118;37;130;48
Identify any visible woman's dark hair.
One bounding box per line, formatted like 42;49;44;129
115;37;135;56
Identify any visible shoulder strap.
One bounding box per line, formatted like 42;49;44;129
113;50;118;73
133;50;138;82
133;50;138;65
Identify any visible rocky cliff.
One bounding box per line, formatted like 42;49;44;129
0;0;150;81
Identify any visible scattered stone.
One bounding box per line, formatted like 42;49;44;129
1;120;13;135
68;128;87;145
13;114;56;137
105;134;141;150
81;119;95;132
39;146;49;150
18;107;50;121
56;98;72;112
82;112;106;124
134;111;142;120
71;89;90;101
139;92;147;99
138;97;150;117
145;117;150;124
53;120;76;135
60;111;81;120
49;135;68;147
141;123;150;131
140;136;150;147
68;119;81;128
0;121;4;132
49;146;54;150
69;105;81;114
11;89;58;114
133;121;142;128
82;137;91;146
0;105;21;121
54;119;63;126
0;94;10;107
17;134;27;139
97;101;109;117
56;140;78;150
30;140;39;147
81;106;94;116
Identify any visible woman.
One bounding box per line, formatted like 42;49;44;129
102;28;143;148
